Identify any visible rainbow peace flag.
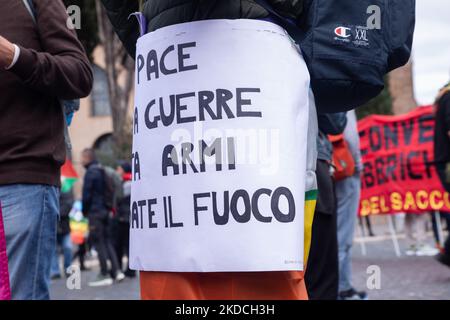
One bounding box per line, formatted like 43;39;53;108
61;159;79;193
70;201;89;245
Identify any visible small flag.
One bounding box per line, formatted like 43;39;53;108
69;201;89;245
61;159;79;193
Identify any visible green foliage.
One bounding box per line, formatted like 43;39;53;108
356;77;393;120
63;0;99;61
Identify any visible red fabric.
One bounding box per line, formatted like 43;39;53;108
329;134;356;181
61;159;79;178
358;106;449;215
122;173;132;182
140;271;308;300
0;204;11;300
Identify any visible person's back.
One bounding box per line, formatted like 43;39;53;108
434;83;450;268
0;0;92;300
102;0;305;57
434;83;450;190
83;162;108;217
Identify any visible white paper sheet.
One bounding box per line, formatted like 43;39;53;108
130;19;310;272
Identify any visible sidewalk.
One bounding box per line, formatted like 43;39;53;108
351;218;450;300
50;258;140;300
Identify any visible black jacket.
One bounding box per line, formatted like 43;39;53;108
59;191;74;236
116;180;131;223
434;89;450;192
82;161;107;217
315;112;347;217
101;0;305;57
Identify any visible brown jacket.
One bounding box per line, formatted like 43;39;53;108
0;0;93;187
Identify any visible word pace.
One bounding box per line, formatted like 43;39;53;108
136;42;198;84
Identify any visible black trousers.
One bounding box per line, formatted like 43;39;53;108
436;164;450;256
89;215;120;277
74;243;86;269
305;160;339;300
113;220;135;276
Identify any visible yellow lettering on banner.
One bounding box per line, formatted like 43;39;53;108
369;191;450;214
430;190;444;210
391;192;403;211
360;200;371;216
444;192;450;210
370;196;380;215
416;190;429;210
403;192;417;211
380;196;390;213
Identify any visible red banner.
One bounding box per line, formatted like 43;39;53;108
358;106;450;216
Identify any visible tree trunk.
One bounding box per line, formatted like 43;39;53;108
388;60;417;115
96;1;134;160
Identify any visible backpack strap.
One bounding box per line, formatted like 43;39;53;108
22;0;37;24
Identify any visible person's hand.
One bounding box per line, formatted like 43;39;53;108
0;35;15;69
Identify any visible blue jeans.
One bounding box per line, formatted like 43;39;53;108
0;184;59;300
336;174;361;292
51;233;73;277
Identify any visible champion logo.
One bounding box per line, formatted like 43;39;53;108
334;27;352;38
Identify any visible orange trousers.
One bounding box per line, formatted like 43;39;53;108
140;271;308;300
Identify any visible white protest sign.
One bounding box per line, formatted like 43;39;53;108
130;19;310;272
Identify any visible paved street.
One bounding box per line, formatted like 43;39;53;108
352;221;450;300
50;217;450;300
50;259;140;300
353;246;450;300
